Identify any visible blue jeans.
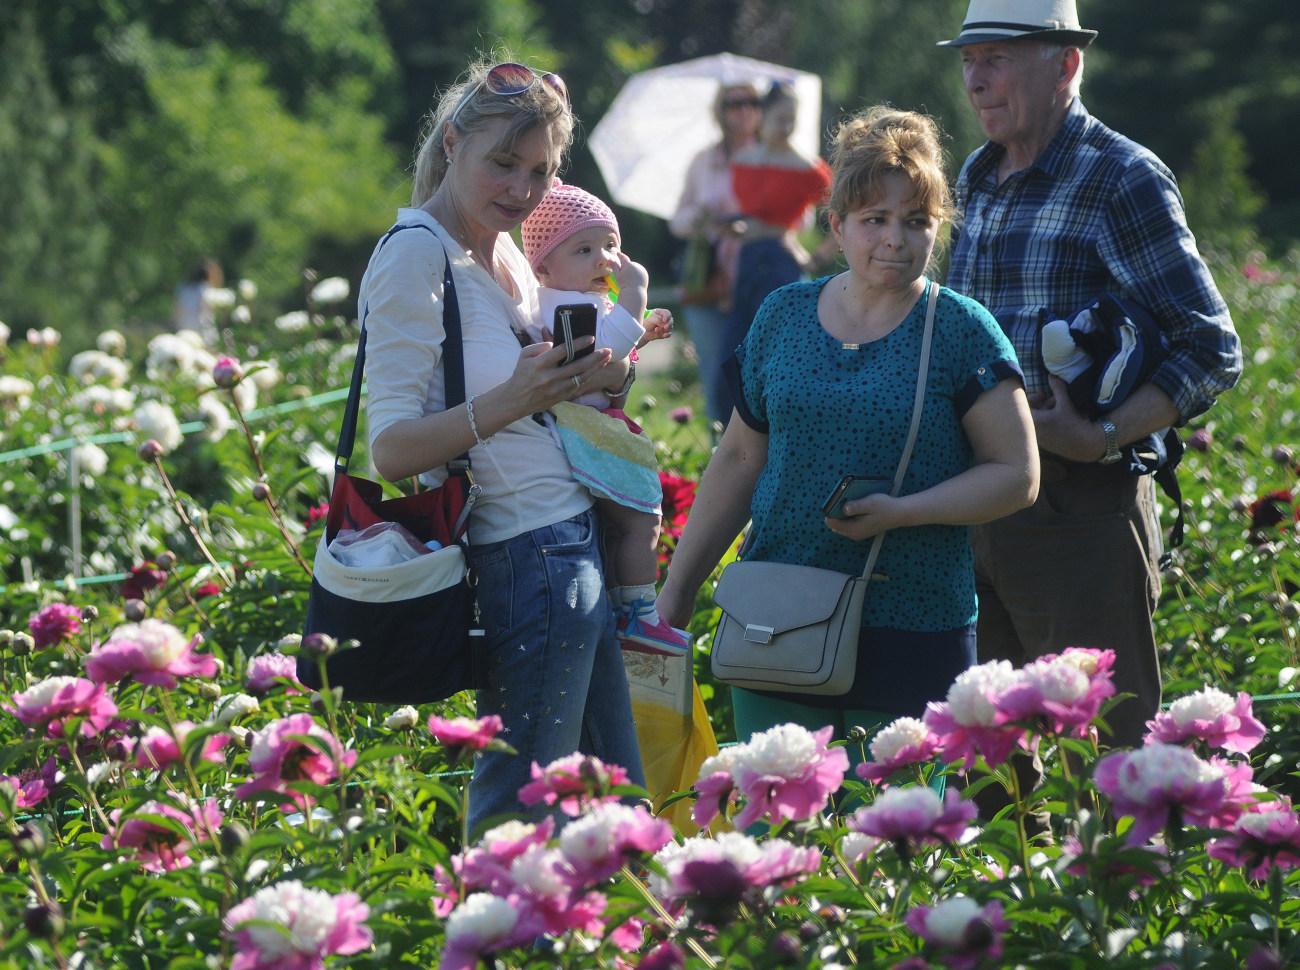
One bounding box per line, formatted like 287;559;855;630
466;509;644;836
683;303;736;425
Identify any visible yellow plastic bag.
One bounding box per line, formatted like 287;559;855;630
622;652;724;835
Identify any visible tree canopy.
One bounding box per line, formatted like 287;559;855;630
1;0;1295;345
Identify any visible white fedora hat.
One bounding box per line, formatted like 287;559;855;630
937;0;1098;48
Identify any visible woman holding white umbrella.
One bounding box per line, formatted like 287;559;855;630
668;82;762;426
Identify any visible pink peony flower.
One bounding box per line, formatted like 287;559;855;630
0;773;49;810
101;797;223;873
649;832;821;912
503;845;609;938
729;723;849;830
28;603;83;649
857;717;942;784
1093;742;1231;845
1207;799;1300;879
905;896;1008;970
518;753;631;817
558;802;674;883
454;818;556;897
85;619;219;688
639;941;687;970
994;648;1116;737
441;893;541;970
691;746;742;828
1145;686;1266;754
924;660;1026;770
234;713;357;811
245;652;304;695
428;713;503;762
134;721;230;771
849;787;978;855
6;675;119;738
224;880;371;970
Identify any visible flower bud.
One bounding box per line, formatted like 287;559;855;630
0;629;13;649
155;551;177;571
1281;600;1300;620
771;933;801;961
23;902;64;939
198;682;222;702
1231;433;1249;452
219;822;251;856
137;439;165;461
124;599;148;622
251;482;272;502
12;821;47;858
275;633;302;655
846;724;869;743
301;633;338;658
1271;444;1294;465
80;605;99;622
11;632;34;656
213;356;243;388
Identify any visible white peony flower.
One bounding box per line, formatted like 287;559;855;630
134;400;184;453
735;722;819;778
232;304;252;325
923;895;985;945
310;277;350;305
71;442;109;478
870;717;931;763
1167;685;1236;728
0;375;35;406
213;692;260;725
275;310;310;333
194;393;234;442
945;660;1020;727
96;329;127;356
0;320;9;344
206;287;237;309
383;706;419;731
238;279;258;302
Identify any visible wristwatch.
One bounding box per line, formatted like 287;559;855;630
1099;418;1122;465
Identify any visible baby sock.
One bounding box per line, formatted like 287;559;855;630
620;584;662;624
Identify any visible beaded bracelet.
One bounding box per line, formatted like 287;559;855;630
465;394;495;446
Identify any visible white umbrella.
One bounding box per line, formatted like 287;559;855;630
588;53;823;221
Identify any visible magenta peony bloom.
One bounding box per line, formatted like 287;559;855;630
558;802;674;883
729;723;849;830
849;787;978;854
6;675;119;738
1145;686;1266;754
518;753;631;816
649;832;821;911
455;818;556;896
234;713;357;811
924;660;1026;770
134;721;229;771
0;774;49;810
994;648;1116;737
224;880;371;970
905;896;1008;970
245;652;303;695
639;941;687;970
427;713;503;761
1207;799;1300;879
502;844;610;938
691;746;742;828
1093;742;1231;845
85;619;219;688
441;892;541;970
28;603;83;649
122;561;168;599
857;717;942;784
101;797;223;873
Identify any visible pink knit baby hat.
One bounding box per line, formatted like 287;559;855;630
522;179;620;270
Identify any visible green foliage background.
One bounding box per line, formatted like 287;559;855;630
0;0;1296;347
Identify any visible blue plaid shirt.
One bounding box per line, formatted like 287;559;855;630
947;99;1241;422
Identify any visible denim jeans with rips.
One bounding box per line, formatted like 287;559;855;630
465;508;644;837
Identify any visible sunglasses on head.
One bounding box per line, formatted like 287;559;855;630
451;62;569;127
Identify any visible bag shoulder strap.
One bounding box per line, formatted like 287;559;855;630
856;279;939;580
336;224;467;478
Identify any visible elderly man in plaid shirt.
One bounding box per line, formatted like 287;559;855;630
939;0;1243;754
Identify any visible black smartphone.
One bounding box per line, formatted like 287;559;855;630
554;303;599;365
822;475;893;519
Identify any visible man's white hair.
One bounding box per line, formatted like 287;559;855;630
1040;43;1085;98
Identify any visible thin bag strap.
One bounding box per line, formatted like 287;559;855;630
335;225;468;480
856;279;939;581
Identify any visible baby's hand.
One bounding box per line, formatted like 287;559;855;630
612;253;650;293
639;308;674;345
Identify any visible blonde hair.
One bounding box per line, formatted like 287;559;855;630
410;55;574;207
827;106;953;224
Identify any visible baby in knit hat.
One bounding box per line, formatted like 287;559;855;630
522;180;687;657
